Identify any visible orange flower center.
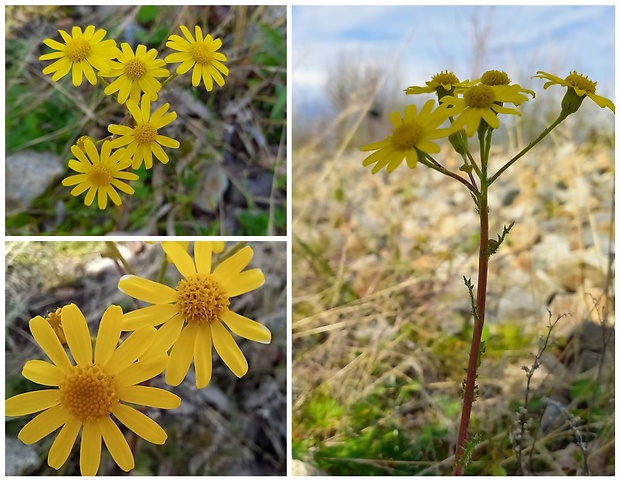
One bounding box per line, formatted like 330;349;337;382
480;70;510;86
463;85;496;108
64;37;92;63
60;364;118;422
189;43;215;65
134;123;158;144
392;121;423;150
176;274;230;325
565;71;596;94
87;165;113;187
125;58;147;81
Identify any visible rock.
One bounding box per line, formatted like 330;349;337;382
5;436;39;475
292;459;323;476
192;162;229;213
495;286;540;323
6;150;64;211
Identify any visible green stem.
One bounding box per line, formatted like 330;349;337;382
419;154;479;194
105;241;135;276
453;190;489;475
161;72;179;88
489;114;566;185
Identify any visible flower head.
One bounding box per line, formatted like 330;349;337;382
165;25;229;91
118;242;271;389
103;43;170;105
405;71;473;99
5;304;180;476
61;139;139;210
108;95;180;169
534;70;615;114
39;25;121;86
479;69;535;101
360;99;452;174
440;84;529;136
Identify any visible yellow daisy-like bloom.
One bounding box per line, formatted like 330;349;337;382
478;69;535;102
440;84;529;136
165;25;229;91
103;43;170;105
39;25;120;86
533;70;615;114
108;95;180;169
61;139;139;210
405;71;473;98
118;242;271;389
360;99;452;174
5;304;180;476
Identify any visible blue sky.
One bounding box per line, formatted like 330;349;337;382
292;5;615;118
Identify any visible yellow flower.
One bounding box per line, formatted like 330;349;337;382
360;99;452;174
39;25;120;86
108;95;180;169
440;84;528;136
405;70;473;98
102;43;170;105
478;69;535;101
5;304;180;476
165;25;229;91
533;70;615;114
118;242;271;388
61;139;139;210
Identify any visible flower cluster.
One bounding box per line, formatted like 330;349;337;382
40;25;229;209
361;69;614;174
5;242;271;475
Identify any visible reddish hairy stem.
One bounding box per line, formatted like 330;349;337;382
453;194;489;475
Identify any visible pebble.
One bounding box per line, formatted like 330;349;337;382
6;150;64;211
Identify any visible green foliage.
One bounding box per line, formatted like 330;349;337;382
237;207;286;236
295;381;453;475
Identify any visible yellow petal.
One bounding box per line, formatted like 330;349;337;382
115;354;169;388
193;325;213;388
118;275;178;304
80;421;102;476
143;313;184;356
94;305;123;366
100;416;134;472
122;304;180;330
18;405;70;444
61;304;93;366
48;417;82;470
105;326;156;375
161;242;197;278
222;269;265;297
22;360;65;386
221;310;271;344
194;242;213;274
6;389;61;416
29;316;72;371
165;323;198;386
211;321;248;377
118;385;181;409
113;404;167;444
212;246;254;284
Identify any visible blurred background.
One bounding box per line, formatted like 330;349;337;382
6;241;286;475
6;5;286;236
292;5;614;475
